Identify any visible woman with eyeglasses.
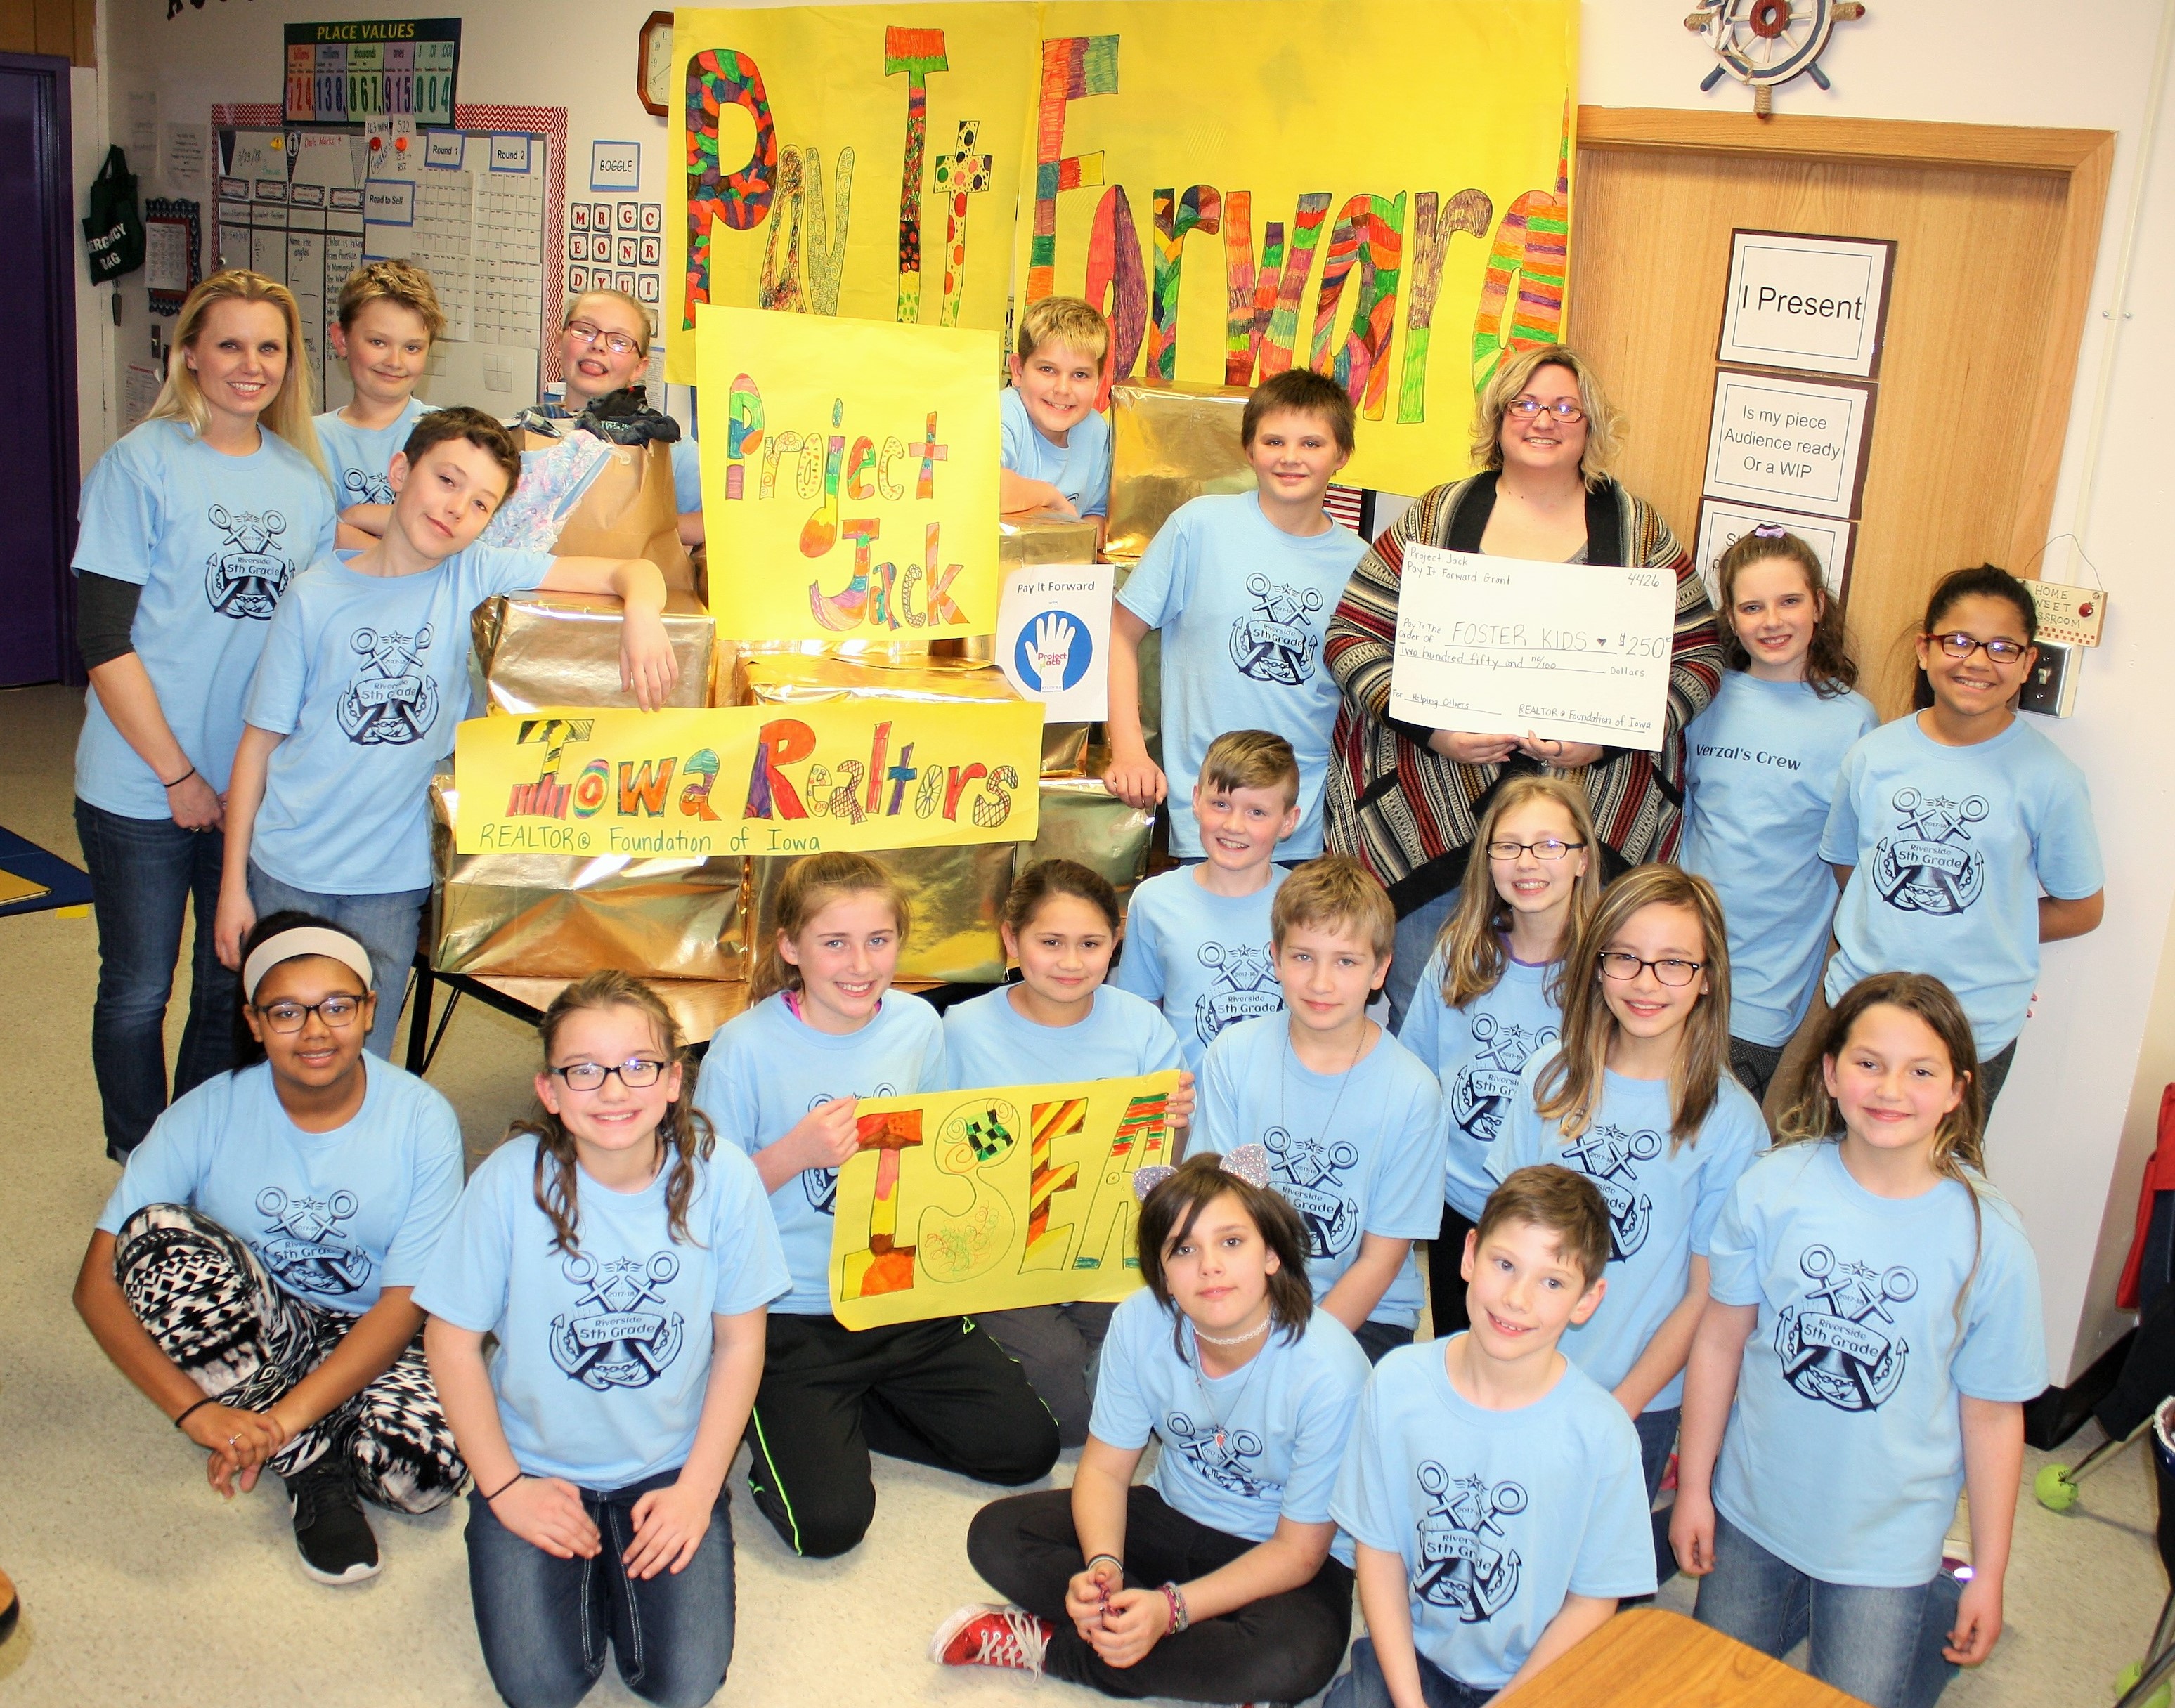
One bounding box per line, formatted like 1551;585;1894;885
1810;565;2103;1114
73;913;467;1587
1323;344;1725;1028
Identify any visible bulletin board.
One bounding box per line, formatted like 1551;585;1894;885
210;101;569;410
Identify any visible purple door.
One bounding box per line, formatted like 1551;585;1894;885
0;53;79;686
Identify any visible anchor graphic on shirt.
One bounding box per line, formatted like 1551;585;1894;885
1413;1463;1526;1622
802;1086;898;1216
1775;1246;1915;1412
203;504;295;620
336;625;440;745
254;1186;374;1296
1871;788;1989;916
340;466;396;507
1449;1016;1558;1142
1164;1411;1269;1499
1263;1126;1361;1259
1559;1124;1664;1261
547;1251;685;1390
1227;573;1325;686
1193;941;1283;1047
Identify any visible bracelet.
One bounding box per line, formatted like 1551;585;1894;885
1160;1580;1189;1634
480;1472;525;1503
161;765;197;790
172;1395;216;1430
1085;1553;1123;1578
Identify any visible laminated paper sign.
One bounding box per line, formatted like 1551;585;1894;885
453;698;1041;857
1387;545;1675;752
996;560;1115;720
829;1071;1179;1329
696;304;1001;644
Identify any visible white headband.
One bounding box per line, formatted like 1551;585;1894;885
243;927;377;1002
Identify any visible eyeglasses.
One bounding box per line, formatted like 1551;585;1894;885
256;996;365;1033
1507;396;1586;424
1487;837;1587;862
551;1058;668;1091
1596;952;1704;987
565;320;642;357
1929;631;2030;665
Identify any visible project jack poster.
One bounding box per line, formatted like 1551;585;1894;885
452;700;1042;858
829;1072;1179;1329
697;304;1001;644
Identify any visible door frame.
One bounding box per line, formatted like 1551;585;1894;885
1571;107;2115;575
1;50;80;685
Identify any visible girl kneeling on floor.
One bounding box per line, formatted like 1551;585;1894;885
940;1148;1370;1704
73;913;467;1586
418;972;787;1708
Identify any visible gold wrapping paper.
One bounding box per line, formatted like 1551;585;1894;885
1104;382;1255;566
431;776;751;981
1025;777;1154;908
468;974;751;1042
1002;514;1102;570
470;588;735;713
752;840;1016;986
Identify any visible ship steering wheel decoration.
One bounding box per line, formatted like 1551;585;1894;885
1684;0;1867;116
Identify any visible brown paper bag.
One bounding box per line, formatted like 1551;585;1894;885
516;429;696;594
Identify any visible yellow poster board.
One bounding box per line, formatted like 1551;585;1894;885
828;1072;1179;1329
696;304;1002;644
451;700;1041;857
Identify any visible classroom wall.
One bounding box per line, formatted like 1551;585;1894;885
74;0;2175;1379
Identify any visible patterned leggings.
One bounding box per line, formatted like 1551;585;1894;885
114;1203;465;1514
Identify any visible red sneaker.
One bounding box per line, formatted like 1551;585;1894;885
928;1603;1054;1674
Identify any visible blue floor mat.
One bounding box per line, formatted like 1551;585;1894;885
0;825;93;918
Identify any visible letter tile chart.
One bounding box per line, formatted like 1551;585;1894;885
212;103;568;412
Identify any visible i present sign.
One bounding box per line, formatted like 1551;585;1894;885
1717;230;1895;378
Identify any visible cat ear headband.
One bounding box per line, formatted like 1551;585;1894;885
1133;1144;1272;1202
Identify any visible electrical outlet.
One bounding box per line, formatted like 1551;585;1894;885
2019;640;2076;718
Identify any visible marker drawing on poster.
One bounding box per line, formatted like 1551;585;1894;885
1717;229;1895;378
997;561;1115;720
1701;370;1875;520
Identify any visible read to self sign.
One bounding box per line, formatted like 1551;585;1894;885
697;304;1001;644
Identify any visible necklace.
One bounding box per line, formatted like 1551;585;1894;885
1195;1318;1270;1347
1279;1023;1368;1161
1186;1319;1270;1452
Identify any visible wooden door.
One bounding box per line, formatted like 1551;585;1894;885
1568;110;2112;715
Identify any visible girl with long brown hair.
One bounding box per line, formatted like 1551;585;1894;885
693;851;1059;1560
419;971;787;1708
1670;972;2046;1707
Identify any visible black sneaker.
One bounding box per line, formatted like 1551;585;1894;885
283;1456;380;1586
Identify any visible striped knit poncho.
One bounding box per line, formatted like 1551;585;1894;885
1324;470;1723;914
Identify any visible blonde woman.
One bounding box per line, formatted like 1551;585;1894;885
1323;344;1725;1025
72;269;335;1161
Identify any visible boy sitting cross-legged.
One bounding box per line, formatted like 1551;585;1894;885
1327;1165;1657;1707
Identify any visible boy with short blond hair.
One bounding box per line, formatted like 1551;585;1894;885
318;261;445;511
1105;367;1364;859
1327;1164;1656;1708
1001;296;1113;523
1194;854;1443;1364
1115;729;1301;1072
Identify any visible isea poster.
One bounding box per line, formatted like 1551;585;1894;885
828;1072;1179;1329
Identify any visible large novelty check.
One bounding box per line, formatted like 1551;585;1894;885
1387;545;1676;752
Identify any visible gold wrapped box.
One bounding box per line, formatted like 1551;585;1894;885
471;588;738;713
1104;381;1254;566
431;776;751;982
751;840;1015;987
1024;777;1153;908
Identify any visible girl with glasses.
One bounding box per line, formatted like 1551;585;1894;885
538;289;703;546
1486;866;1765;1580
1398;774;1602;1337
418;971;788;1708
1810;565;2103;1116
73;912;467;1587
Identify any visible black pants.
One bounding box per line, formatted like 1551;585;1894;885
968;1485;1355;1702
1728;1036;1788;1107
744;1313;1058;1559
1978;1040;2017;1113
1429;1201;1478;1337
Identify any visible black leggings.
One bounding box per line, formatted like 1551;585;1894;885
968;1484;1355;1702
1429;1201;1478;1338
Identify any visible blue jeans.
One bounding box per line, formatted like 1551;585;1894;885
247;861;426;1060
75;797;239;1159
465;1468;736;1708
1387;886;1460;1032
1326;1636;1493;1708
1694;1510;1961;1708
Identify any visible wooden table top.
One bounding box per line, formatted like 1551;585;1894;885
1498;1608;1863;1707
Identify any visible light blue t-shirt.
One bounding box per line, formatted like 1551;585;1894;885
1488;1059;1764;1411
315;398;434;509
1709;1142;2046;1586
1117;493;1365;859
72;420;338;820
1197;1016;1445;1330
1332;1341;1656;1690
98;1055;462;1315
244;544;554;895
943;984;1182;1091
1112;867;1287;1074
413;1134;789;1490
999;385;1111;519
1093;1286;1369;1564
1822;714;2102;1057
1683;673;1878;1047
693;991;947;1316
1398;947;1565;1219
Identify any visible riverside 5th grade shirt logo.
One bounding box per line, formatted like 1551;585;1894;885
1415;1463;1526;1623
